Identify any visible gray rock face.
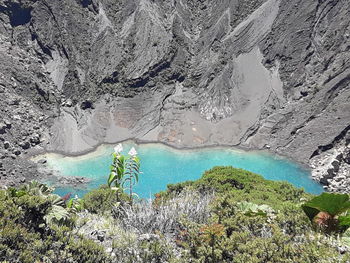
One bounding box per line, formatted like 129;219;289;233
310;129;350;193
0;0;349;191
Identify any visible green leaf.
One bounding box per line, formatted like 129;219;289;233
50;195;65;206
236;201;273;217
108;173;116;187
302;205;320;222
13;190;27;197
66;198;74;209
118;155;125;164
339;215;350;227
302;193;350;217
44;205;69;225
117;166;124;178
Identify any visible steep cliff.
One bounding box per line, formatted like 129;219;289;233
0;0;349;190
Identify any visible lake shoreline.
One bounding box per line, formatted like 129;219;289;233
28;138;312;172
37;141;324;197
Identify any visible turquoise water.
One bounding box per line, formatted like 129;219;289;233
39;142;323;198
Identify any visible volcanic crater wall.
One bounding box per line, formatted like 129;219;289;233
0;0;349;190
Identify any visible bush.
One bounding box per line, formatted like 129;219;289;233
2;167;350;262
83;184;129;214
113;190;214;235
157;166;350;262
160;166;308;207
0;186;111;263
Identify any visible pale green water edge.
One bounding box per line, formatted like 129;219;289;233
34;142;324;198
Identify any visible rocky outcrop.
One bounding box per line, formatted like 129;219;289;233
310;127;350;193
0;0;349;191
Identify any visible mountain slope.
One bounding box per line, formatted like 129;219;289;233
0;0;349;190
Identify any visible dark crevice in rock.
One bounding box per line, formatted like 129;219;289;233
30;31;53;58
35;85;49;101
81;100;94;110
241;125;260;144
129;77;150;89
38;0;69;59
62;46;69;60
310;124;350;159
102;71;119;84
160;93;173;110
128;58;174;88
102;50;176;89
290;115;315;136
149;60;172;79
79;0;98;12
80;0;92;8
324;74;350;100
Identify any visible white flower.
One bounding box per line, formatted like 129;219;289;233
114;143;123;154
128;147;138;156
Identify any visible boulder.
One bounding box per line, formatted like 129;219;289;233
19;141;30;150
91;230;106;242
331;160;340;172
38;159;47;164
81;99;94;110
4;120;11;129
9;98;20;105
97;233;105;242
3;141;10;149
63;99;73;107
30;133;40;144
344;151;350;164
320;169;336;185
13;149;21;156
0;123;6;134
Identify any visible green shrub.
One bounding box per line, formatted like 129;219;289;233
1;167;350;263
158;166;349;262
0;186;111;263
161;166;308;208
83;184;129;214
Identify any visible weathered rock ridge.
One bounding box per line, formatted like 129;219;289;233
0;0;349;191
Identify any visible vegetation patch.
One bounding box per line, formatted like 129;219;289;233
1;166;350;262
